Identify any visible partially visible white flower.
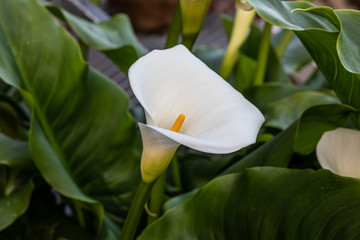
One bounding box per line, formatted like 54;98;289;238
129;45;265;183
316;127;360;179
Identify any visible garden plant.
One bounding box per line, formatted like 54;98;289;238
0;0;360;239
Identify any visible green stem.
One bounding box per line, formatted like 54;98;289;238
147;173;167;225
170;156;182;190
119;180;154;240
79;39;88;60
165;1;182;49
253;22;272;86
182;33;197;51
90;0;100;5
73;200;86;228
275;30;294;58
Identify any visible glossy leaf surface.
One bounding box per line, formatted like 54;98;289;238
140;167;360;239
46;4;146;72
0;180;33;231
221;104;355;175
248;0;360;109
264;90;339;130
0;0;141;233
0;134;32;169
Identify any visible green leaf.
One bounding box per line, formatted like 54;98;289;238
245;84;340;131
139;167;360;239
46;4;146;72
220;121;297;175
264;90;340;130
0;134;32;169
273;30;312;73
294;104;357;155
244;83;308;112
0;101;22;139
0;180;33;231
193;45;225;74
304;68;329;89
178;150;237;190
335;10;360;73
234;52;256;92
0;0;141;228
220;14;233;39
220;104;355;175
247;0;360;109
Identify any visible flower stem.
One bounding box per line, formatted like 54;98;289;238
253;22;272;86
165;1;182;49
119;180;154;240
147;173;167;225
182;33;197;51
170;156;182;190
275;30;294;58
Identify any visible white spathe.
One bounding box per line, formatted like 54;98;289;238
129;45;265;183
316;127;360;179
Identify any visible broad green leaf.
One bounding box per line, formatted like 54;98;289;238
0;0;141;231
294;104;356;155
0;95;29;140
0;180;33;231
46;4;146;72
304;68;329;89
0;136;33;232
0;134;32;169
139;167;360;239
244;83;308;112
164;188;199;211
248;0;360;109
220;121;297;175
245;84;340;131
178;149;238;190
248;1;333;30
335;10;360;73
220;104;355;175
193;45;225;74
0;101;22;139
272;30;312;73
264;90;340;130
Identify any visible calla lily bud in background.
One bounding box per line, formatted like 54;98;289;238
129;45;265;183
220;1;255;79
179;0;211;50
316;128;360;179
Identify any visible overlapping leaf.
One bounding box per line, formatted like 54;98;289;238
248;0;360;110
139;167;360;239
220;104;355;175
0;180;33;231
0;0;141;236
46;3;147;72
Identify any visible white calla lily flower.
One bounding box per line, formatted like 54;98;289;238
129;45;265;183
316;127;360;179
